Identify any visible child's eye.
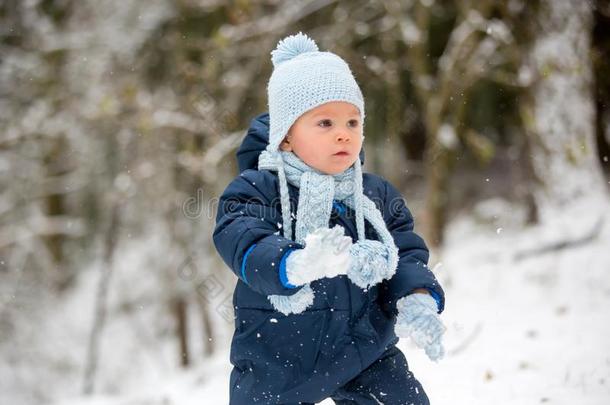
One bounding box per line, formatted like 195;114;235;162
318;119;332;128
317;119;359;128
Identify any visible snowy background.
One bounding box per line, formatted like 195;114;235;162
1;1;610;404
6;196;610;405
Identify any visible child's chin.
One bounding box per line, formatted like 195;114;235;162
323;164;352;175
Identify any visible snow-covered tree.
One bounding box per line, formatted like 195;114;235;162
521;0;608;223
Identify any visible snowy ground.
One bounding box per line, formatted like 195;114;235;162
404;196;610;405
6;196;610;405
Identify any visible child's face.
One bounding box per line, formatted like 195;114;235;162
279;101;363;175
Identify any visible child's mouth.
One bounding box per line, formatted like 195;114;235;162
333;151;349;156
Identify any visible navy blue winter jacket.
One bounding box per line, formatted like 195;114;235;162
213;112;445;402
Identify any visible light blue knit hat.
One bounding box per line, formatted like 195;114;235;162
266;32;366;153
258;32;368;243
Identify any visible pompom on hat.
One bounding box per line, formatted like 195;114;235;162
270;32;319;66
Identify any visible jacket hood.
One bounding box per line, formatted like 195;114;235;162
236;112;366;173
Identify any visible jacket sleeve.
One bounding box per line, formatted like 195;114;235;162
213;170;305;296
377;179;446;315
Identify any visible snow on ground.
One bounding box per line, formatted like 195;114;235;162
401;196;610;405
26;196;610;404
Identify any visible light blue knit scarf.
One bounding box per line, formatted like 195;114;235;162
258;149;399;315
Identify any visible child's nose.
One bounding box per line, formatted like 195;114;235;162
336;132;351;143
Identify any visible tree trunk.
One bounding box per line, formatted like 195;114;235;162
525;0;608;221
173;296;190;367
82;201;121;395
196;293;215;358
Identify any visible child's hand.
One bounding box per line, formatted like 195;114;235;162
395;293;447;362
285;225;352;286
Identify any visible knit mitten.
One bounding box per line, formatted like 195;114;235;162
395;293;446;362
269;225;351;315
285;224;352;286
346;240;397;290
